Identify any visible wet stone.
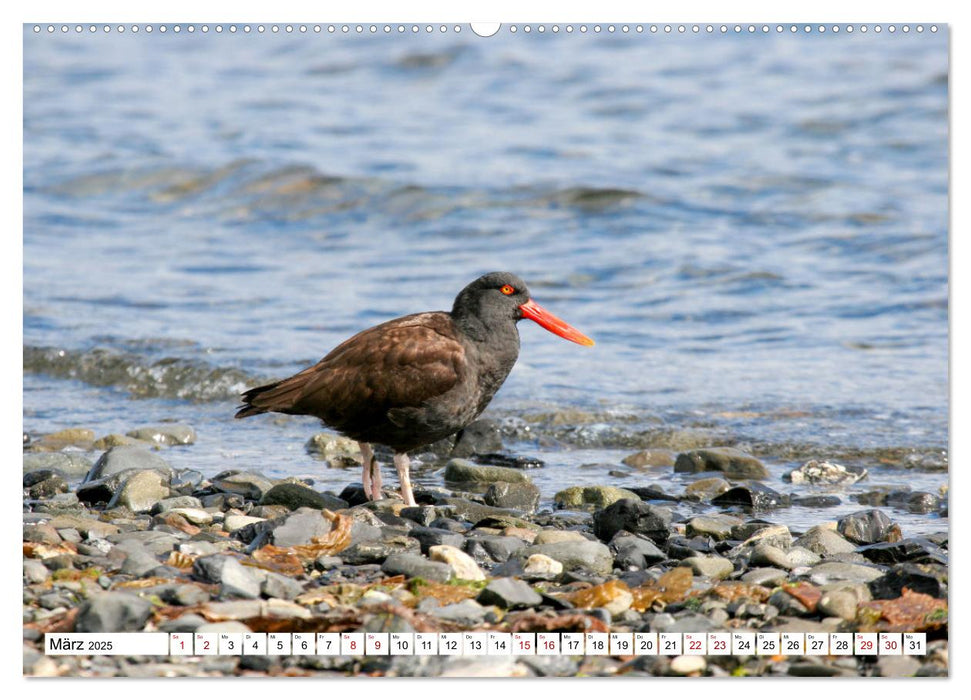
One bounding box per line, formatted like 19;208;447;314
593;499;671;545
554;485;641;510
711;482;786;509
621;449;675;469
476;577;543;609
837;509;900;545
126;424;197;447
868;563;945;600
794;526;857;556
23;452;94;480
674;447;769;479
86;446;173;482
433;498;518;524
483;481;540;512
259;482;348;511
443;459;530;484
211;470;276;500
791;495;842;508
610;534;666;570
682;477;731;501
686;514;743;541
859;538;947;566
305;432;361;465
888;491;940;514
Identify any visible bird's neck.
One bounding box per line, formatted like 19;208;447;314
452;307;518;346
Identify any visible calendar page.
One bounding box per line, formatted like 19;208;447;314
22;7;949;683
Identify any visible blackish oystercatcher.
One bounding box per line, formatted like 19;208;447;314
235;272;593;506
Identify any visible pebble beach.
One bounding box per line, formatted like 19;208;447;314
23;417;948;677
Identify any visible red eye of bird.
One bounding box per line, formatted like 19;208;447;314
500;284;515;295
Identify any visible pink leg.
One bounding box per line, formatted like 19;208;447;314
393;452;416;506
370;451;383;498
359;442;374;500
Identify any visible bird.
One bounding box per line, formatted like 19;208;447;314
235;272;594;506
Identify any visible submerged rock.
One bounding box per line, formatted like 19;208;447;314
126;424;197;447
674;447;769;479
711;482;786;509
305;432;362;465
443;459;530;484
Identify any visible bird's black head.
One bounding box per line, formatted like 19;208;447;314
451;272;594;346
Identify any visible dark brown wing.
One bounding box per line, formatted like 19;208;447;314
235;313;466;434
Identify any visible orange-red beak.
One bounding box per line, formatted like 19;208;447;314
519;299;595;347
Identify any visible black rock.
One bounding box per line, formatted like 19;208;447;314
592;499;672;545
408;526;466;554
627;485;681;502
610;533;667;569
791;495;842;508
665;535;717;559
887;491;941;514
868;563;946;600
859;538;947;566
476;577;543;609
260;483;348;511
473;453;545;469
837;509;900;545
338;483;371;507
711;482;786;510
399;506;437;526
